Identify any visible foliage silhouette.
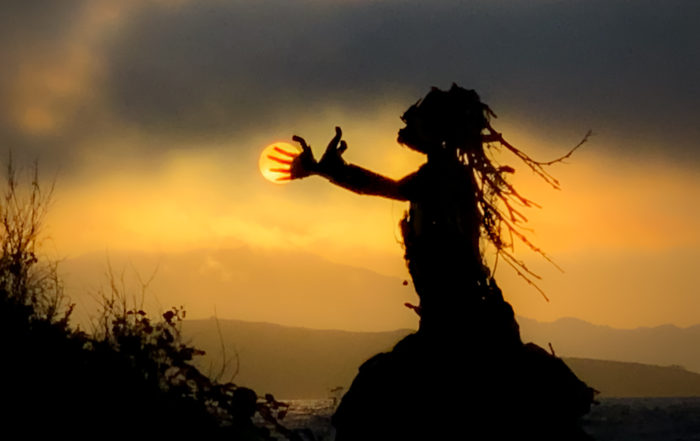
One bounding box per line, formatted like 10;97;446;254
0;159;298;439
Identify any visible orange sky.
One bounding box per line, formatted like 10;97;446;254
43;112;700;330
4;0;699;330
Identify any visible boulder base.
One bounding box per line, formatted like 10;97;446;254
332;300;596;440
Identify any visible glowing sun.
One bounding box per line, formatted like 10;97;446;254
259;142;302;184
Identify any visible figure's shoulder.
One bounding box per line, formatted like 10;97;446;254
397;164;429;199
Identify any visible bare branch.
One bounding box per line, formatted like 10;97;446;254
538;130;593;166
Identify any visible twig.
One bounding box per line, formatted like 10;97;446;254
539;130;592;166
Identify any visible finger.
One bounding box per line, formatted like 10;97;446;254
326;127;342;150
267;155;292;165
292;135;310;150
270;167;290;173
276;176;292;182
338;140;348;155
273;146;298;158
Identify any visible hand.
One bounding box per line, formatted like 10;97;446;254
266;127;347;181
317;126;348;178
285;135;319;179
265;135;318;181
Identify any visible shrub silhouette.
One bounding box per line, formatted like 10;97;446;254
0;161;290;439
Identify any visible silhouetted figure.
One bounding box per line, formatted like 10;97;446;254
276;84;595;440
286;86;539;336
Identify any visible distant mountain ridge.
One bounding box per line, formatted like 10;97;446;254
59;247;700;388
517;316;700;374
61;247;418;332
181;318;412;399
182;318;700;399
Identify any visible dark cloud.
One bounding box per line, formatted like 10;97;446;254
104;0;700;160
1;0;86;45
0;0;91;167
1;0;698;170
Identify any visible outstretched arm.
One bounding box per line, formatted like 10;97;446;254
287;127;408;201
324;162;407;201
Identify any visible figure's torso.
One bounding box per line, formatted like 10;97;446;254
398;152;490;326
399;152;482;268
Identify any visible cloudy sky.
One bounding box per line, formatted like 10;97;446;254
3;0;699;330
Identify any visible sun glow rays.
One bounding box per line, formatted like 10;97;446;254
259;142;301;184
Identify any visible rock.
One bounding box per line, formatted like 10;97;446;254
332;297;596;440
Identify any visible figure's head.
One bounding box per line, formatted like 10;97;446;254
397;84;491;155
